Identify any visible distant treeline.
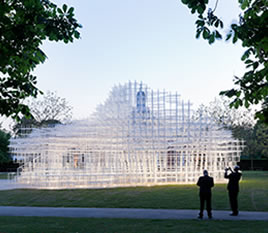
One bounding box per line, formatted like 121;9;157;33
0;162;19;172
238;160;268;171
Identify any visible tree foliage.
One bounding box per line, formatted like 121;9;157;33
0;129;11;163
28;90;73;123
13;116;62;136
181;0;268;124
13;91;72;136
0;0;81;120
195;98;268;159
12;116;39;136
231;122;268;160
254;121;268;159
194;97;256;127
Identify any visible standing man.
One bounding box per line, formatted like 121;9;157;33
224;165;242;216
197;170;214;219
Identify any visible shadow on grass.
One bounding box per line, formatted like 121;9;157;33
1;216;268;233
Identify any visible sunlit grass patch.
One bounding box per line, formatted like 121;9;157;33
0;171;267;211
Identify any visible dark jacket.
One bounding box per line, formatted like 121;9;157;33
197;175;214;194
225;171;242;192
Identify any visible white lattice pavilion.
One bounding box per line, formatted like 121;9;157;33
9;81;243;189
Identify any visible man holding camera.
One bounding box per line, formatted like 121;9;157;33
224;165;242;216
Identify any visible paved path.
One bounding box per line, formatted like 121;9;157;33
0;206;268;221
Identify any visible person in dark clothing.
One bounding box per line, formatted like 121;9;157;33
224;165;242;216
197;170;214;219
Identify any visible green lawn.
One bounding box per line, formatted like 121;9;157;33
0;172;8;179
0;216;268;233
0;171;267;211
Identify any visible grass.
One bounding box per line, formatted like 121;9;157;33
0;172;8;179
1;216;268;233
0;172;267;233
0;171;267;211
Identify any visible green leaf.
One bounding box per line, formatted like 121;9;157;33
57;8;63;14
202;28;210;39
215;30;222;39
74;31;80;39
253;62;259;69
233;34;238;43
245;59;253;64
195;20;205;27
234;99;243;108
196;30;202;39
68;7;74;14
241;49;251;61
226;32;232;41
197;6;204;14
241;0;249;10
224;89;237;98
208;33;215;44
62;4;67;13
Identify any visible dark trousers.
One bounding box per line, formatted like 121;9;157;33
199;193;212;217
229;190;239;214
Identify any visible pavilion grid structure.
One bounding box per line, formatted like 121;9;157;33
9;81;243;189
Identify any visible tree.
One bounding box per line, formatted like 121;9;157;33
28;90;73;124
0;129;11;163
194;97;256;128
181;0;268;124
13;91;72;136
12;116;39;137
0;0;81;120
195;98;268;170
254;121;268;159
234;121;268;168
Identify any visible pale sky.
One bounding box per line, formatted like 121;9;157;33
2;0;247;128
